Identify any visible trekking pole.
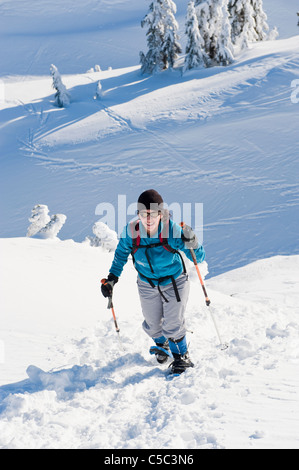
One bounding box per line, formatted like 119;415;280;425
101;280;124;351
189;247;228;351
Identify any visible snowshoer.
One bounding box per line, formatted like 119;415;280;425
101;189;205;374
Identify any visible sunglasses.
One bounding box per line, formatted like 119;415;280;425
138;210;161;219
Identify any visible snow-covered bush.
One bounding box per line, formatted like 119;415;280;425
85;222;118;252
27;204;67;239
50;64;71;108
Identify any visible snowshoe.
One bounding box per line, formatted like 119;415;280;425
169;352;194;375
149;339;172;364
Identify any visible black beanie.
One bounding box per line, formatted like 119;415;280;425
137;189;163;211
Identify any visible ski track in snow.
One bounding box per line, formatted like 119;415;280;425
14;49;299;193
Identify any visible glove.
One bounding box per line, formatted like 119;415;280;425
101;273;118;298
180;223;198;249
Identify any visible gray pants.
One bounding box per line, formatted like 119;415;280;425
137;274;190;341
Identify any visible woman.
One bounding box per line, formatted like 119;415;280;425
101;189;205;374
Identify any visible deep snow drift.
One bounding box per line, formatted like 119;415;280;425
0;238;299;449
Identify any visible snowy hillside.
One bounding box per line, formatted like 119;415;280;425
0;0;299;450
0;0;299;277
0;238;299;449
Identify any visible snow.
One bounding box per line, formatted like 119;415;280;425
0;238;298;449
0;0;299;449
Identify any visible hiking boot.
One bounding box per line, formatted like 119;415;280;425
169;352;194;375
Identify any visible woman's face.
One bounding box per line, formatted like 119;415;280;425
139;210;162;235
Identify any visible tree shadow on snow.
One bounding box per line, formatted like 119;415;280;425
1;51;288;154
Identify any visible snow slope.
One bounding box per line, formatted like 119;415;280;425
0;238;298;449
0;0;299;450
0;0;298;74
0;1;299;277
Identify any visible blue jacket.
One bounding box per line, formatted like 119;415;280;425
109;219;205;286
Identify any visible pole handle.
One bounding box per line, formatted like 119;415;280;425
101;279;120;333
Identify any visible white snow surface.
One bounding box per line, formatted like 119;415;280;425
0;238;299;449
0;0;299;449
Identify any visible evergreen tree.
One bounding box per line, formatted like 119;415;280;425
95;80;103;99
228;0;277;47
195;0;234;66
194;1;211;59
140;0;181;74
140;0;165;74
92;221;118;251
27;204;67;239
50;64;70;108
212;0;234;65
184;0;209;71
161;0;182;69
27;204;51;238
228;0;256;47
40;214;67;239
252;0;269;41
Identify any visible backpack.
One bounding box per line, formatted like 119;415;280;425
129;219;187;302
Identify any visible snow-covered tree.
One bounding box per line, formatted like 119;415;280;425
40;214;67;239
140;1;165;74
27;204;67;239
212;0;235;65
194;1;211;60
184;0;209;71
50;64;70;108
228;0;255;47
252;0;269;40
140;0;181;74
228;0;277;47
161;0;182;69
95;80;103;99
27;204;51;237
85;221;118;252
195;0;234;66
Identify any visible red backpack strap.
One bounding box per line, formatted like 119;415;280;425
159;219;176;253
130;220;140;254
